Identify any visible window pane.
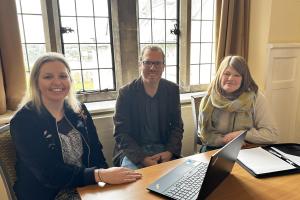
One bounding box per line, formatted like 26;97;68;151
100;69;114;90
82;69;100;90
166;0;177;19
59;0;76;16
139;0;151;18
138;0;178;84
166;44;176;65
152;0;165;19
22;44;29;71
71;70;83;91
76;0;93;16
200;64;211;84
166;20;177;42
95;18;110;43
211;64;216;79
77;17;96;43
190;43;200;64
94;0;109;17
201;21;213;42
152;43;166;52
190;64;200;85
18;15;25;43
16;0;46;81
26;44;46;70
165;66;176;83
152;20;165;43
190;0;215;86
97;44;112;68
202;0;214;20
139;19;152;43
80;44;98;69
162;69;166;79
59;0;115;92
23;15;45;43
64;44;81;70
191;0;201;20
200;43;212;63
20;0;42;14
16;0;21;13
191;21;201;42
61;17;79;43
140;43;166;53
212;44;215;61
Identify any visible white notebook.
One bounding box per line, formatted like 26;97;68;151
237;147;296;175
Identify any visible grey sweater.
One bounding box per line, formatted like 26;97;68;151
198;91;279;146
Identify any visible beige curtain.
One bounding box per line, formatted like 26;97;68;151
0;0;26;114
215;0;250;68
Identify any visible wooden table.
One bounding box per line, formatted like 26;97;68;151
78;151;300;200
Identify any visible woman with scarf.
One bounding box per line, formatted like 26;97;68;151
198;55;278;152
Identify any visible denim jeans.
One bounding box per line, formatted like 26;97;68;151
121;144;166;169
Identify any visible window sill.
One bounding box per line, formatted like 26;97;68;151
0;92;207;123
85;91;207;115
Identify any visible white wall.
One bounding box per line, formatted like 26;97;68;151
93;104;195;167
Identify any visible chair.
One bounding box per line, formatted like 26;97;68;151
0;124;17;200
191;94;205;154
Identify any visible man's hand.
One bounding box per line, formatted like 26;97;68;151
153;151;173;163
142;151;173;166
142;155;160;167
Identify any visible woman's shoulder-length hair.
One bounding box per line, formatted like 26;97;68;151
208;55;258;95
19;52;81;113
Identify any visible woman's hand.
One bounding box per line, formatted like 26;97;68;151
97;167;142;184
223;130;244;144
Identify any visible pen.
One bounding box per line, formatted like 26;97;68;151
268;149;299;167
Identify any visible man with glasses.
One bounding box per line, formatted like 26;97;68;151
113;45;184;169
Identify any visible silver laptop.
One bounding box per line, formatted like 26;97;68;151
147;131;247;200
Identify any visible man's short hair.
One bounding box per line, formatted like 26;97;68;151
139;45;165;63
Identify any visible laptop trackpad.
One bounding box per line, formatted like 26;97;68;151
147;160;203;193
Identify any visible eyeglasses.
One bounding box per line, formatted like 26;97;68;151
142;60;164;68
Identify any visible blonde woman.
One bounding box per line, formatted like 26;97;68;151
10;52;141;200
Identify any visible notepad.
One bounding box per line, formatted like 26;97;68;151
237;147;296;174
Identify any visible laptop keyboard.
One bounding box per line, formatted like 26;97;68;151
164;162;209;200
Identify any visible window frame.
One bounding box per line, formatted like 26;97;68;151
28;0;214;102
137;0;180;84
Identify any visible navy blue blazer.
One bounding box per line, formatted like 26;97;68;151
10;102;108;200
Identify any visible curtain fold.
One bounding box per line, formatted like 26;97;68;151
0;0;26;114
215;0;250;68
0;55;6;114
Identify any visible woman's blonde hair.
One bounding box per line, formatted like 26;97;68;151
208;55;258;97
20;52;80;113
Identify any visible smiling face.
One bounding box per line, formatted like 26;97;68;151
220;66;242;94
38;61;71;106
140;49;165;85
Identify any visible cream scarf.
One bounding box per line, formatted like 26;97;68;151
199;90;256;145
